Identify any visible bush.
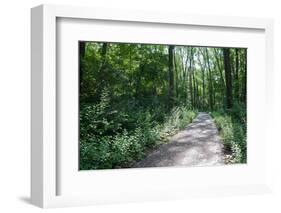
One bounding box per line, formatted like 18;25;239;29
212;110;247;164
80;94;197;169
160;107;196;140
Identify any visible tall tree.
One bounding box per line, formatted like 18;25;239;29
135;64;144;98
205;48;213;111
188;48;194;108
243;49;247;104
174;50;179;99
223;48;233;109
99;43;108;72
213;48;226;106
234;49;240;101
192;66;196;108
179;48;189;104
168;45;175;108
79;41;86;92
197;49;205;110
96;42;109;98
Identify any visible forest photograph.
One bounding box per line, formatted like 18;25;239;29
79;41;247;170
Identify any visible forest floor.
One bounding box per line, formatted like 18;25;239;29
134;112;225;168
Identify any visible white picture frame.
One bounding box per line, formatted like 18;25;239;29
31;4;274;208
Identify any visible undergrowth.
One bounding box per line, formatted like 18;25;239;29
211;103;247;164
79;89;197;170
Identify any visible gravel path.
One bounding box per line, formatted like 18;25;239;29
134;112;224;168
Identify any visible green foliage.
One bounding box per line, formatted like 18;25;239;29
80;88;126;139
79;41;247;169
160;107;196;139
212;106;247;164
80;93;196;169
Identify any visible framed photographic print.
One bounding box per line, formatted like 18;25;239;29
31;4;274;208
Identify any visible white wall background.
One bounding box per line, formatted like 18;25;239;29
0;0;280;212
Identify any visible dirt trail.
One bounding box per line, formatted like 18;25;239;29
134;112;224;168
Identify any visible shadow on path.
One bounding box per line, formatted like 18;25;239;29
134;112;224;168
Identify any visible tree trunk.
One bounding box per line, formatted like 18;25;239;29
99;42;108;70
192;70;196;108
243;49;247;104
196;79;199;109
235;49;240;101
197;49;205;110
79;42;86;58
79;41;86;92
201;65;205;110
174;51;179;99
223;48;233;109
205;48;213;111
135;64;144;98
213;48;225;106
168;45;175;108
189;48;194;108
214;48;225;86
97;42;108;98
182;48;189;104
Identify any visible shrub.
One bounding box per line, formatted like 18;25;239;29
80;96;197;169
212;111;247;164
160;107;196;139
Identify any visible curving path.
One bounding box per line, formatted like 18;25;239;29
134;112;224;168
